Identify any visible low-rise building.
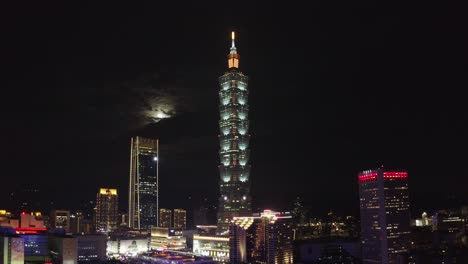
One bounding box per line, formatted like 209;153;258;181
150;227;186;251
193;235;229;263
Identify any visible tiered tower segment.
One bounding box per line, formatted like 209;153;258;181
217;32;252;234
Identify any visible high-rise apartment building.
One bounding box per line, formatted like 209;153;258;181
95;188;118;232
173;209;186;229
358;167;411;264
128;136;159;230
217;32;252;234
229;210;294;264
159;209;171;228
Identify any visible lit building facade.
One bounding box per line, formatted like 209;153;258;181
174;209;187;229
20;212;44;228
0;210;14;228
95;188;118;232
150;227;186;251
70;211;90;234
128;136;159;230
76;234;107;263
358;168;411;264
50;210;71;233
229;210;294;264
141;251;215;264
193;235;230;263
217;32;251;235
107;236;149;256
159;209;172;228
48;235;77;264
0;236;24;264
20;234;51;263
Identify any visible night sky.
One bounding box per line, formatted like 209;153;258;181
2;2;467;218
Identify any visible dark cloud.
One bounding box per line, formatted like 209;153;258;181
48;71;212;141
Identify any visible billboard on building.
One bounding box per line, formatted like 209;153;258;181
10;237;24;264
62;238;77;264
119;239;148;255
107;240;119;255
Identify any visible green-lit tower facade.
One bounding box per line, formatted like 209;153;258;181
217;32;252;234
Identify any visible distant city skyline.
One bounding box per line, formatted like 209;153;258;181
1;3;467;263
1;2;467;219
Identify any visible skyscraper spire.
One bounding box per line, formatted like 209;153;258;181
227;31;240;69
230;31;237;54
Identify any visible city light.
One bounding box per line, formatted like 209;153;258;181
2;6;464;264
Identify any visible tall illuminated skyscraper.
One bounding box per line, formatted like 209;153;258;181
95;188;118;232
217;32;252;234
128;136;159;230
358;167;411;264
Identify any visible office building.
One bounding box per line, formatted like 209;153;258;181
20;212;44;228
174;209;187;229
229;209;294;264
50;210;71;233
159;209;172;228
294;238;361;264
128;136;159;230
217;31;252;234
358;168;411;263
18;233;50;264
76;234;107;263
48;235;77;264
95;188;118;232
437;216;465;233
70;212;84;234
0;211;16;229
